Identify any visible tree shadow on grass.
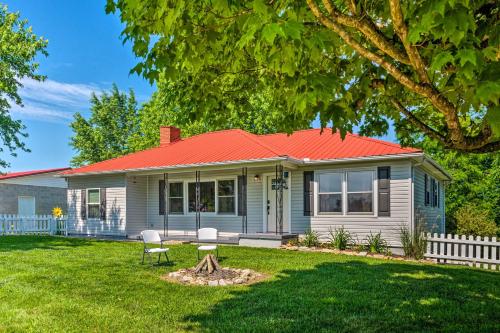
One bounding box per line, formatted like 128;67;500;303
183;260;500;332
0;235;93;252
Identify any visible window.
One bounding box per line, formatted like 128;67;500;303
169;182;184;214
318;173;342;213
188;181;215;212
87;189;100;219
432;179;438;207
347;171;373;213
218;180;235;214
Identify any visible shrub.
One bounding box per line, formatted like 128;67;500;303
328;226;352;250
455;204;498;237
400;225;427;260
301;229;320;247
365;232;388;254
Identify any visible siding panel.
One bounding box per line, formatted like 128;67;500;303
67;174;126;236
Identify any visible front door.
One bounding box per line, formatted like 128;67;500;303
266;176;289;233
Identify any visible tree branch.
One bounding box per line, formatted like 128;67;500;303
320;0;410;65
390;99;448;145
306;0;476;149
388;0;430;84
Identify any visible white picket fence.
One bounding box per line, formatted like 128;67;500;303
0;214;67;236
425;233;500;271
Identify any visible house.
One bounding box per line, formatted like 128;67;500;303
0;168;69;216
60;127;449;250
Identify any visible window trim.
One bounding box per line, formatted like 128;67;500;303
314;167;378;217
168;181;184;215
317;172;343;215
217;179;237;215
185;176;238;216
86;188;101;220
346;170;375;215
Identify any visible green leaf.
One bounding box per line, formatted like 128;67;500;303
283;21;303;40
261;23;283;44
485;106;500;136
476;81;500;105
430;51;454;71
456;49;476;66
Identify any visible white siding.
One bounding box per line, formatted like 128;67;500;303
413;166;445;233
125;176;148;237
67;174;126;236
291;160;412;247
0;172;67;188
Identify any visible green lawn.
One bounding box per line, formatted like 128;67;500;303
0;236;498;332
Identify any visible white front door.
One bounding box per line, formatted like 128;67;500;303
266;176;289;233
18;196;35;216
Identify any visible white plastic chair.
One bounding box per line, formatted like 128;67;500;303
197;228;218;260
141;230;170;265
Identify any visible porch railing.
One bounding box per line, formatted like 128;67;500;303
0;214;67;236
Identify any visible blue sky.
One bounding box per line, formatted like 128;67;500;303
3;0;154;172
3;1;395;172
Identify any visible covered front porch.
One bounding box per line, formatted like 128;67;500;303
125;162;299;246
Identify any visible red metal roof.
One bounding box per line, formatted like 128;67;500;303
0;167;71;180
62;128;421;176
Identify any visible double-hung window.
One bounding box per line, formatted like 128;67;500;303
347;171;374;213
218;180;235;214
169;182;184;214
188;181;215;213
318;173;343;213
87;189;100;219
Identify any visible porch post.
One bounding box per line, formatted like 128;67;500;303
163;173;169;237
195;170;201;237
275;164;284;234
241;167;248;234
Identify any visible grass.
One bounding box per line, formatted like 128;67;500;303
0;236;498;332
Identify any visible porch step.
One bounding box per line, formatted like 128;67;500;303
238;233;298;248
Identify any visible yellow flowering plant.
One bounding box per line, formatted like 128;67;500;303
52;207;63;218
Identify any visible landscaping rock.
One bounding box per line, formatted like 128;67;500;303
208;280;219;286
163;265;266;287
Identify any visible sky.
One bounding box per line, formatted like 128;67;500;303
3;1;396;172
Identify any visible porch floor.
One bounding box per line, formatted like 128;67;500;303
159;232;299;246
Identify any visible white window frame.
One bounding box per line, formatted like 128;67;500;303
168;181;184;215
314;167;378;217
346;170;375;215
86;188;101;220
317;172;343;215
185;176;238;216
217;179;237;215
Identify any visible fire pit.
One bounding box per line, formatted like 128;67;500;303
163;254;266;286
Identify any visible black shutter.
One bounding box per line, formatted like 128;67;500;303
432;179;438;207
424;174;429;206
237;175;246;216
159;180;165;215
80;189;87;220
437;182;440;208
100;188;106;221
303;171;314;216
378;166;391;216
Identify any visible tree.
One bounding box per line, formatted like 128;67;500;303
0;5;47;169
106;0;500;153
422;138;500;231
70;85;138;166
128;79;310;151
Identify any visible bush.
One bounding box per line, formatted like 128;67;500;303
301;229;320;247
455;204;498;237
328;226;352;250
400;225;427;260
365;232;388;254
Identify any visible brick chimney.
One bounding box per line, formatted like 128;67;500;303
159;126;181;146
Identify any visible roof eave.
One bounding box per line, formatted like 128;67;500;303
58;157;289;177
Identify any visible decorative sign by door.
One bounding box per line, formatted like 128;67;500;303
271;178;288;190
